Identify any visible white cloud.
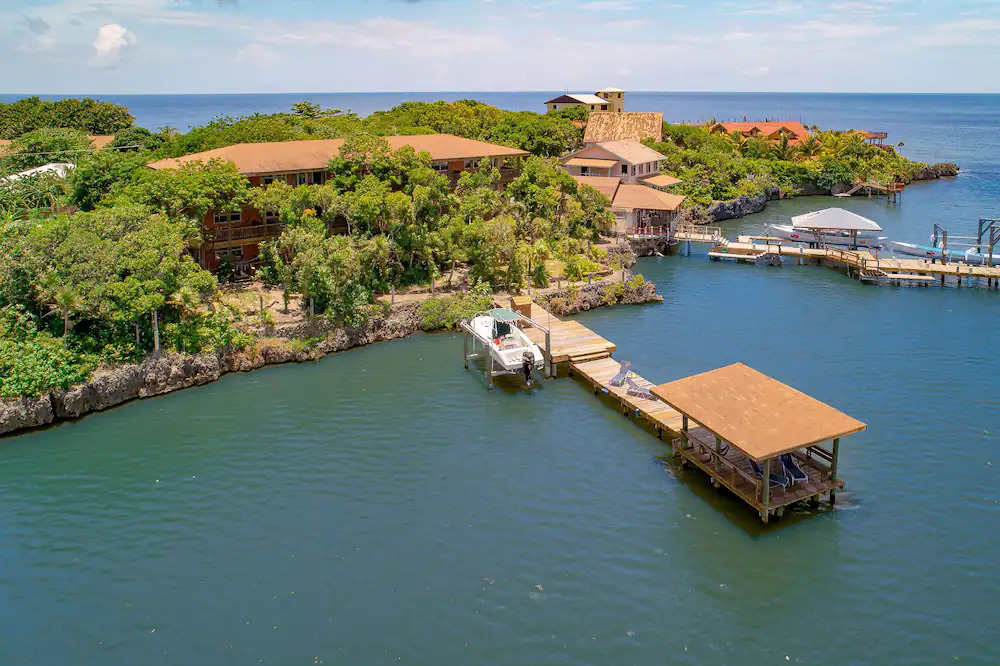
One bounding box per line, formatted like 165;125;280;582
93;23;135;59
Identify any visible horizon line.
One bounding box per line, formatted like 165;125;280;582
3;90;1000;97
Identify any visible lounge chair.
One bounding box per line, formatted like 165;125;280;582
780;453;808;485
625;376;652;399
609;360;630;387
748;458;790;489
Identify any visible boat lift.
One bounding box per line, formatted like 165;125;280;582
932;219;1000;266
459;309;553;390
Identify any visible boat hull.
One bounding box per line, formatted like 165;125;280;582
766;224;887;248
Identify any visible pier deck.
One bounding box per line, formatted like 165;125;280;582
471;297;859;523
714;239;1000;286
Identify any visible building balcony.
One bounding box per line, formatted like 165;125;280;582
207;222;285;247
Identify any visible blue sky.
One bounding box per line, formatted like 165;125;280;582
3;0;1000;94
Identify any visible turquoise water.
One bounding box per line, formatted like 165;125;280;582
2;94;1000;663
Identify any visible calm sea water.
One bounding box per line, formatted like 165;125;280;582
2;94;1000;664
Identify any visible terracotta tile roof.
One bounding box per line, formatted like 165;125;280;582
571;175;620;200
584;112;663;144
711;121;811;145
564;157;618;168
612;183;685;212
652;362;866;461
594;139;666;165
146;135;529;174
641;174;682;187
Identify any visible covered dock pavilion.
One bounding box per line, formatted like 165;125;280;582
791;208;883;250
652;363;866;523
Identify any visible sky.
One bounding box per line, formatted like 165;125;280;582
2;0;1000;94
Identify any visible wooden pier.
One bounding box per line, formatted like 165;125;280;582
711;237;1000;288
473;296;862;523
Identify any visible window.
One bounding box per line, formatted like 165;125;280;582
618;92;622;98
262;174;284;186
621;164;628;175
581;166;590;176
264;209;280;222
590;105;595;110
312;171;326;185
216;246;243;260
631;165;636;176
296;172;308;186
433;161;448;173
213;210;241;225
601;105;608;111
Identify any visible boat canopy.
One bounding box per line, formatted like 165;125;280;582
791;208;883;232
486;307;521;323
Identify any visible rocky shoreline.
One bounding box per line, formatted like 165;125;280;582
0;275;662;438
687;164;960;224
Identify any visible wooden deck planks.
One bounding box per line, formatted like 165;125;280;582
570;357;685;432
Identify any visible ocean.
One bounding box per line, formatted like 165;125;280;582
1;92;1000;664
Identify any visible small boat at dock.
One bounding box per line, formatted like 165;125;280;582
765;224;888;249
888;241;1000;265
463;308;546;384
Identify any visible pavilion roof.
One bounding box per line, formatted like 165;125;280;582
652;363;866;461
791;208;883;232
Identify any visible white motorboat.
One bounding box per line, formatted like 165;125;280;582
766;223;888;249
462;308;546;384
889;241;1000;265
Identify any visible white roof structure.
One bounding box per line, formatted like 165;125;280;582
791;208;883;232
597;87;625;93
566;93;611;105
1;162;74;184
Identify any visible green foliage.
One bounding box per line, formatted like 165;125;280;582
0;128;93;173
417;280;493;330
111;127;164;152
69;149;148;211
601;281;625;306
563;254;600;281
0;96;134;140
0;305;97;397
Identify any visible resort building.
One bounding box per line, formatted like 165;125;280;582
708;121;811;145
147;134;528;273
545;87;626;113
562;139;685;236
583;111;663;145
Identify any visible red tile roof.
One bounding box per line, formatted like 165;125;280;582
711;121;811;145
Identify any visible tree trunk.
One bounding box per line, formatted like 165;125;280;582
449;258;456;286
134;322;140;347
62;309;70;337
152;310;160;353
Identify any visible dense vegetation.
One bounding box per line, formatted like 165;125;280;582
651;123;936;207
0;102;611;398
0;96;135;140
0;97;947;399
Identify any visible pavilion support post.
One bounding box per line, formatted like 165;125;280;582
830;437;840;504
714;436;722;474
761;458;771;510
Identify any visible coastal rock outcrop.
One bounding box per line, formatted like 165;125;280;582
912;163;960;181
536;275;662;316
0;396;55;434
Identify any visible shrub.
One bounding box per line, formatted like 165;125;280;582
418;279;493;330
0;305;97;397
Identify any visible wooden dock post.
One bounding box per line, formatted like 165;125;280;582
463;331;469;370
544;328;552;379
830;437;840;504
761;458;771;523
487;354;494;391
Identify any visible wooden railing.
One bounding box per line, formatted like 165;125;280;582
626;225;670;238
208;222;285;244
674;224;723;242
676;434;763;502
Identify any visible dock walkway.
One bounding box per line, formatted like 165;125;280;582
714;238;1000;287
476;297;851;523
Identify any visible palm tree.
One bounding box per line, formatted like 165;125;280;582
798;135;822;159
727;130;749;156
52;286;80;337
772;135;794;161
